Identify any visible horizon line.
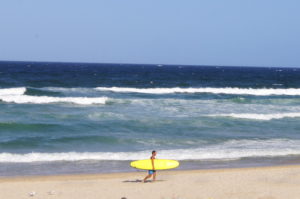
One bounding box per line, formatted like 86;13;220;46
0;59;299;69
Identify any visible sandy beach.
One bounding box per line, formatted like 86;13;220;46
1;165;300;199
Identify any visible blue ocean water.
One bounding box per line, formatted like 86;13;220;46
1;61;300;176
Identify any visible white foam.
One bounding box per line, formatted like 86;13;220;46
209;113;300;120
95;87;300;96
0;95;108;105
0;87;26;95
1;139;299;162
38;87;94;94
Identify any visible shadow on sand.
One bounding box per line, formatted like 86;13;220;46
122;179;165;183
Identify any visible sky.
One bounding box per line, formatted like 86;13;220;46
0;0;299;67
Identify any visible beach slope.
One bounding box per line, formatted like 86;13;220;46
1;165;300;199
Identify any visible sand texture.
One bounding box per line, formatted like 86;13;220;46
1;165;300;199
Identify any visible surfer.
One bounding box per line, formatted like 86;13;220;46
143;150;156;182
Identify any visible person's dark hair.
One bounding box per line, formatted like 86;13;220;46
152;150;156;154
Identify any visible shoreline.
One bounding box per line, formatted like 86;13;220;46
1;155;300;178
1;164;299;181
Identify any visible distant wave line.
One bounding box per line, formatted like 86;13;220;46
3;87;300;96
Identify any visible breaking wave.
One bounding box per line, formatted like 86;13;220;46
0;87;26;95
4;87;300;96
0;87;108;105
0;95;108;105
95;87;300;96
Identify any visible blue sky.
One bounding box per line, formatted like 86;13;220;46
0;0;299;67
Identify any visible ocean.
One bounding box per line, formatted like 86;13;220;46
0;61;300;176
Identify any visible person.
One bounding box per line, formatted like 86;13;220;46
143;150;157;182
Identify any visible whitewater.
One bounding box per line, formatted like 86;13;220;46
0;87;108;105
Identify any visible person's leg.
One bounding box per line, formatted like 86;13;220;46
152;172;156;181
143;174;152;182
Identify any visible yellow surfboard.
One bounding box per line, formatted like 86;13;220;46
130;159;179;170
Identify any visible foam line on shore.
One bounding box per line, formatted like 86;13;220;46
1;139;299;162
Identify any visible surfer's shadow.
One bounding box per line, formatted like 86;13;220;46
122;179;165;183
122;179;142;183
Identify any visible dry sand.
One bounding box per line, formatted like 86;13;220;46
1;165;300;199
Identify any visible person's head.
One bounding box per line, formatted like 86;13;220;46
152;150;156;156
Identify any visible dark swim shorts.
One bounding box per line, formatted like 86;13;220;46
148;170;156;175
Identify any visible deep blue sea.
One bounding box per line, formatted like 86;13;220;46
1;61;300;176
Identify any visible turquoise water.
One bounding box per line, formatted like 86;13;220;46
0;61;300;176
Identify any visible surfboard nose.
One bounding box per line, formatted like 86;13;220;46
130;161;136;168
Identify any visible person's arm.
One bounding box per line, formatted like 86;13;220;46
151;157;155;170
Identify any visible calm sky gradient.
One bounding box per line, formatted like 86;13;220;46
0;0;299;67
